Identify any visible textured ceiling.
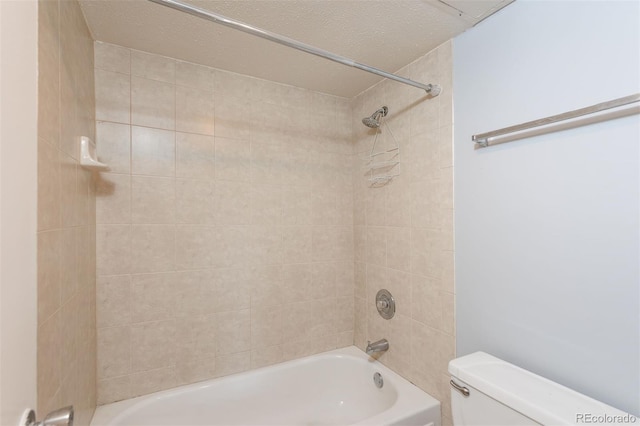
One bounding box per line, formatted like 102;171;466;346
79;0;513;97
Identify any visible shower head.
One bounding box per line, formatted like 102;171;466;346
362;106;388;128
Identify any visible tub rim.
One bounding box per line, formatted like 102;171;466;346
91;345;441;426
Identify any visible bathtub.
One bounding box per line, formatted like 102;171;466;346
91;346;441;426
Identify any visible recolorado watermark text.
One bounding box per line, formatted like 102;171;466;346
576;413;637;424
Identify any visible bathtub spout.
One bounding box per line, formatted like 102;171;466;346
366;339;389;355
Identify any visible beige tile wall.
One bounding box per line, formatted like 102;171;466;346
351;42;455;425
94;42;355;404
37;1;97;425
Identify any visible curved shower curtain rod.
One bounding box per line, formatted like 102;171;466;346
148;0;441;96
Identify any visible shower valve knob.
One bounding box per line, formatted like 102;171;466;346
375;289;395;320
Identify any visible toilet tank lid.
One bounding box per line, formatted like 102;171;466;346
448;352;633;425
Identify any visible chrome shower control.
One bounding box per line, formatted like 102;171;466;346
375;289;395;319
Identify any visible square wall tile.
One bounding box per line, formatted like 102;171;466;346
131;126;175;177
311;190;338;226
214;98;253;140
281;264;311;304
250;265;284;308
97;376;131;405
386;227;411;272
174;312;217;360
251;306;283;348
310;262;336;300
131;76;175;130
214;352;250;378
251;345;283;369
354;262;366;299
38;0;60;148
248;226;283;266
97;326;130;379
95;42;130;74
59;228;78;303
386;269;411;317
59;152;78;227
131;50;174;83
176;86;214;135
97;225;131;276
282;226;312;264
76;167;91;227
95;69;130;124
250;143;285;185
215;310;250;356
97;275;131;328
96;122;130;174
75;226;94;294
176;356;216;386
176;179;214;224
38;312;61;408
211;226;252;268
130;225;175;274
365;187;386;226
38;230;61;324
130;367;177;397
336;262;355;297
214;181;251;226
130;320;177;372
214;137;250;182
212;267;251;311
250;184;282;227
282;186;312;226
175;226;213;270
312;226;349;262
131;176;175;224
174;271;217;317
131;273;177;323
176;133;215;180
96;173;131;225
38;139;61;231
365;227;387;267
215;70;262;101
335;297;354;333
175;61;214;91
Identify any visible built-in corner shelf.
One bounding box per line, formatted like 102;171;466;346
80;136;109;171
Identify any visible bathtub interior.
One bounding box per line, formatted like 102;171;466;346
92;347;440;426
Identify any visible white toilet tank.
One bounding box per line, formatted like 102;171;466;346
448;352;635;425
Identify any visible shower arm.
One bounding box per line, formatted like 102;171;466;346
147;0;441;96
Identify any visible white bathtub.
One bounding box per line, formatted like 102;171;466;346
91;346;441;426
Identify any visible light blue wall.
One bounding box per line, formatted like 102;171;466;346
453;0;639;415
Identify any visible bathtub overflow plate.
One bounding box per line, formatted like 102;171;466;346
373;372;384;388
375;289;395;319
